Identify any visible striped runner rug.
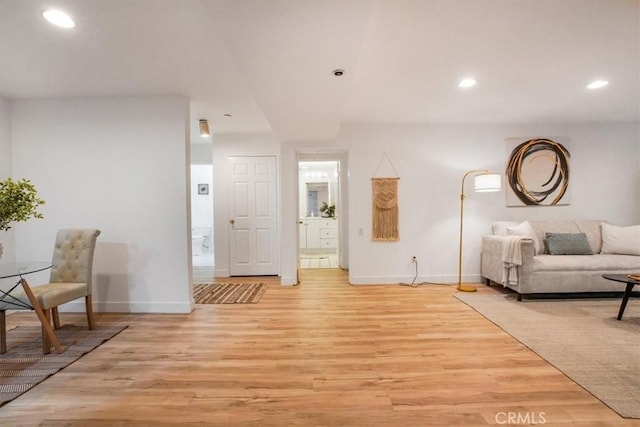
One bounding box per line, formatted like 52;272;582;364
193;283;266;304
0;324;127;407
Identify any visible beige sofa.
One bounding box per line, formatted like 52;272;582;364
481;220;640;300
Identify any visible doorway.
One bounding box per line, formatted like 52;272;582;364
297;153;348;271
190;164;214;283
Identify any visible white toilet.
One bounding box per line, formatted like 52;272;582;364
192;235;205;255
191;227;211;256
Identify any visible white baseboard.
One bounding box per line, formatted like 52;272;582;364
60;300;195;314
280;275;297;286
348;273;478;286
214;268;230;277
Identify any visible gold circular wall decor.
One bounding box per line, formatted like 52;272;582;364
506;138;570;206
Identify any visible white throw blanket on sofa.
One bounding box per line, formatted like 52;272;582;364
501;236;532;286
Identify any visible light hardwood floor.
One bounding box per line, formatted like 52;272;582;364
1;269;637;426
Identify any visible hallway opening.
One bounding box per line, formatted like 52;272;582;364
298;159;344;270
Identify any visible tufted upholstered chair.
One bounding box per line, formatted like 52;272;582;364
19;228;100;352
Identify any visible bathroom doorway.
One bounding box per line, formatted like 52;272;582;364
297;157;346;270
191;164;214;283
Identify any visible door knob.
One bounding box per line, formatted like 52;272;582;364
229;219;235;225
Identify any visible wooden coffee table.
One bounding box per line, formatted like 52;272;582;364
602;274;640;320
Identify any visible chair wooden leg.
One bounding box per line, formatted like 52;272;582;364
42;309;52;354
52;307;61;330
86;295;96;330
20;278;63;354
1;311;6;354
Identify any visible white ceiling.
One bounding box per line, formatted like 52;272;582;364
1;0;638;144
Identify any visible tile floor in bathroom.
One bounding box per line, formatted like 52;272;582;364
298;252;339;269
192;250;214;284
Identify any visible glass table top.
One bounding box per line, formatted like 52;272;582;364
0;262;52;280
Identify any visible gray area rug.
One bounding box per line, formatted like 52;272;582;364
455;292;640;419
0;323;128;407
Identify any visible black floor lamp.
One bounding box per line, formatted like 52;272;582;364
457;169;502;292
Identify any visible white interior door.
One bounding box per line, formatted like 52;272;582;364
228;156;279;276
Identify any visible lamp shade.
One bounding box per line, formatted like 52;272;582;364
199;119;210;137
474;173;501;192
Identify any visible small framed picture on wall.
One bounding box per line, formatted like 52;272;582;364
198;184;209;195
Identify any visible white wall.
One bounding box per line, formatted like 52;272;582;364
343;123;640;284
10;96;193;313
9;98;634;301
212;133;281;277
190;142;213;164
0;97;11;179
279;122;640;285
0;96;16;264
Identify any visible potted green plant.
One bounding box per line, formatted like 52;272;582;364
319;202;335;218
0;178;45;256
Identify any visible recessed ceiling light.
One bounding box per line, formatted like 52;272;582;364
587;80;609;90
224;113;232;118
199;119;210;137
458;78;476;88
42;9;76;28
332;69;345;77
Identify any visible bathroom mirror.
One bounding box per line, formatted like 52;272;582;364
298;160;338;219
306;182;328;217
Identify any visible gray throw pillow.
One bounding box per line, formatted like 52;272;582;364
545;232;593;255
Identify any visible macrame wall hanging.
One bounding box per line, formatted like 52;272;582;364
371;153;400;241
